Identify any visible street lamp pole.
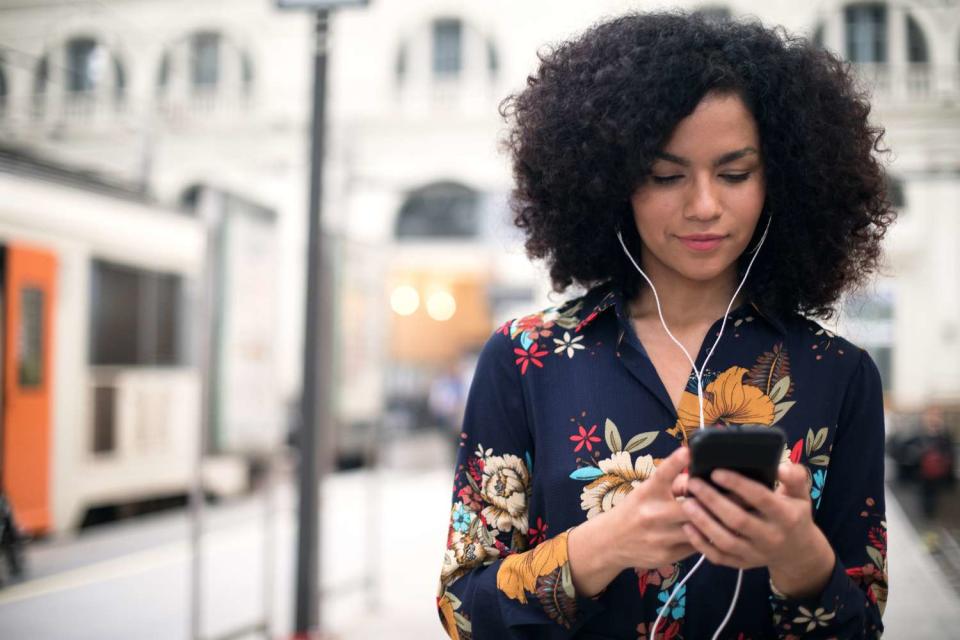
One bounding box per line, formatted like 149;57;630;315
295;7;331;636
275;1;368;637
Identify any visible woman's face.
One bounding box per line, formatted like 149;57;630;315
630;91;766;287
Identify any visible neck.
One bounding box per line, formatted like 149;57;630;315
629;266;744;330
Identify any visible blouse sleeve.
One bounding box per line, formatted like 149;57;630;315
769;348;888;638
437;326;605;639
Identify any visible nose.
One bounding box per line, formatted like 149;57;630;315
685;174;722;221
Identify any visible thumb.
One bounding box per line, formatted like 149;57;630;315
652;446;690;490
777;462;811;499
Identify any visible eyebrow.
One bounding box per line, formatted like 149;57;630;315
654;147;759;168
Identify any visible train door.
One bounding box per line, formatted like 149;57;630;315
0;244;57;534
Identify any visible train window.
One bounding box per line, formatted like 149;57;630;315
92;385;116;453
90;260;184;366
18;287;44;388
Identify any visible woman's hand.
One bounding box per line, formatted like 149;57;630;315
568;446;696;597
608;446;698;571
680;462;836;598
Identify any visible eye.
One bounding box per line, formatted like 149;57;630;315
721;172;751;183
651;175;683;185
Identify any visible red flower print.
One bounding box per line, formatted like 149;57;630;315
467;456;483;484
457;485;482;512
497;320;511;336
570;424;602;452
528;517;548;545
789;439;803;464
515;314;555;341
514;344;548;375
868;526;887;553
636;620;680;640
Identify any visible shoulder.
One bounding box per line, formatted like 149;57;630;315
483;286;610;376
788;314;883;391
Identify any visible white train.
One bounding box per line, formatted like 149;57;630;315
0;148;282;536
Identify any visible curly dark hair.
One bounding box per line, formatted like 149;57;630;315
499;10;896;320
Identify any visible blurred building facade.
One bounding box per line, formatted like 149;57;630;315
0;0;957;530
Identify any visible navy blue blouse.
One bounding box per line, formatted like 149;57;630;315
437;282;887;639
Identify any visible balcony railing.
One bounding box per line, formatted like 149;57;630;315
854;63;960;104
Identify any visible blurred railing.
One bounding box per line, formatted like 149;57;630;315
855;63;960;104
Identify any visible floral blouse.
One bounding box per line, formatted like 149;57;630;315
437;282;888;639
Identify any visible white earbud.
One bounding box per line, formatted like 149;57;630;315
616;212;772;640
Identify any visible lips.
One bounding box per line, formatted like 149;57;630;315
678;235;726;252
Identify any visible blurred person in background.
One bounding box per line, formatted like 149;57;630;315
437;9;895;639
916;406;955;523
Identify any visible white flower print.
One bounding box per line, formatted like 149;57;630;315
553;331;585;359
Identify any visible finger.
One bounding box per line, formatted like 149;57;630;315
686;478;769;541
680;496;753;559
658;500;695;525
682;523;746;569
672;473;689;498
710;469;783;519
777;463;812;500
651;447;690;489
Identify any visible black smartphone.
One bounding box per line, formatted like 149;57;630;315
688;425;786;491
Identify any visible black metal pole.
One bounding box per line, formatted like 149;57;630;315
295;8;331;637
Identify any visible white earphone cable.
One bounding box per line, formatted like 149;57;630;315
616;213;772;639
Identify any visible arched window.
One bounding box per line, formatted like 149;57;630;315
844;3;887;63
157;30;254;111
396;182;480;239
432;18;462;78
191;31;221;90
66;37;102;93
905;15;928;63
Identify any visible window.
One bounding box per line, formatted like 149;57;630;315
0;60;7;115
191;31;221;89
812;23;825;49
432;18;462;77
887;175;905;209
90;260;184;366
694;5;732;22
157;52;170;93
92;385;116;453
486;39;499;79
241;51;254;96
906;15;928;63
18;288;44;388
845;3;887;63
396;182;480;239
395;44;407;84
113;55;126;103
66;37;102;93
33;54;48;115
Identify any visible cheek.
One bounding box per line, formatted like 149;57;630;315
630;193;675;239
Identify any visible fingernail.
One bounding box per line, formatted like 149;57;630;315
712;470;728;484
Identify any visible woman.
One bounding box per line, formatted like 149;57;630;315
437;11;893;639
